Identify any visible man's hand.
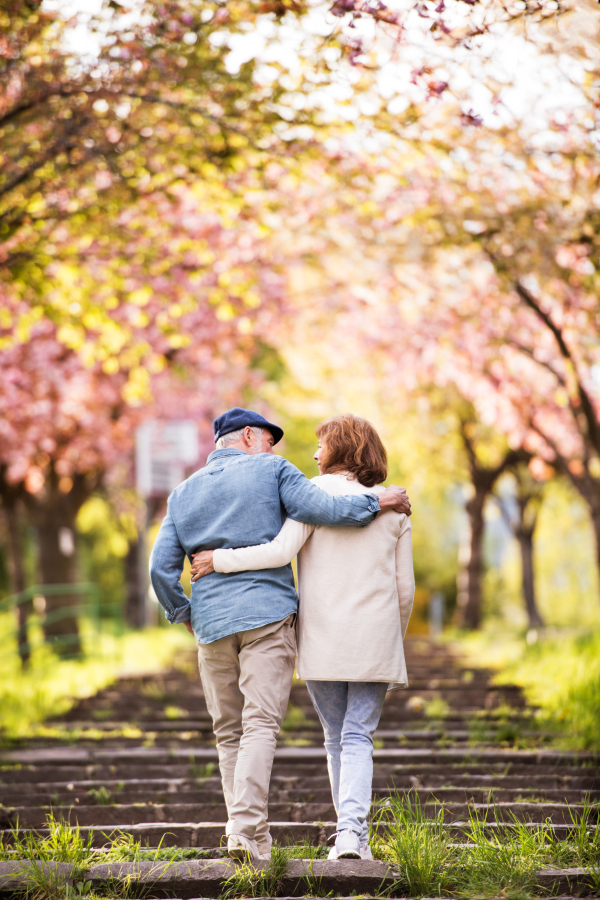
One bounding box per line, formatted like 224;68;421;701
183;620;195;635
378;485;412;516
191;549;215;581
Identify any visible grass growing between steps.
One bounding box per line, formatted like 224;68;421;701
0;815;220;866
0;623;191;741
3;808;599;898
220;845;331;899
221;845;291;899
372;791;600;898
453;627;600;751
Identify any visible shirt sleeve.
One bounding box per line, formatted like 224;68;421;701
214;517;313;572
395;517;415;639
149;506;192;624
276;458;380;527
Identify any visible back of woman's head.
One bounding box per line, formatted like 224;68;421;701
316;414;387;488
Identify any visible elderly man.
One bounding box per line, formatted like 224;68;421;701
150;407;410;861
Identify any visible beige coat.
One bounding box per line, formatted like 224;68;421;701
213;473;415;690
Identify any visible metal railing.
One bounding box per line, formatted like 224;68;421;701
0;582;117;659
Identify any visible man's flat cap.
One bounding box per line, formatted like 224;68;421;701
213;407;284;445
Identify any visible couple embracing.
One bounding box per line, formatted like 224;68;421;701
150;408;414;862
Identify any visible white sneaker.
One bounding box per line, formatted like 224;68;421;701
333;829;361;859
359;842;373;860
329;841;371;860
227;833;259;860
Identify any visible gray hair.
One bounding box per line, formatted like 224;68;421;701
216;425;264;449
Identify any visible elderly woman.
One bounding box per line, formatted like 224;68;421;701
191;414;414;861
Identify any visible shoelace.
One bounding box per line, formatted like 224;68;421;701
327;829;361;844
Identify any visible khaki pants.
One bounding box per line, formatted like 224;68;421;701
197;614;296;845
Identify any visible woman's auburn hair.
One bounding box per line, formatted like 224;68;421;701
316;414;387;488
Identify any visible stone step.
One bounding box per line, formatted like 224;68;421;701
5;784;598;809
5;798;596;831
0;858;597;900
3;764;598;791
17;728;554;748
3;746;595;766
3;818;596;849
1;635;595;900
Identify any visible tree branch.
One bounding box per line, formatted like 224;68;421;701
515;279;600;457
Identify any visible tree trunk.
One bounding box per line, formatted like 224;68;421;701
24;470;100;657
35;502;81;656
4;502;31;664
513;471;544;630
516;525;544;629
457;486;487;630
125;536;145;629
589;506;600;605
558;468;600;614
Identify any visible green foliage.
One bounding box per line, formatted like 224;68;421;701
284;841;328;860
220;844;291;899
76;497;135;617
3;809;600;899
188;758;216;782
422;697;450;720
3;813;94;891
457;628;600;750
372;793;455;897
460;812;549;898
0;625;190;739
281;703;310;732
87;784;124;806
373;792;600;898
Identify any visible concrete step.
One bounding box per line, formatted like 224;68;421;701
1;859;597;900
4;762;598;787
5;783;598;807
3;818;596;849
1;635;596;900
3;746;596;767
5;797;597;830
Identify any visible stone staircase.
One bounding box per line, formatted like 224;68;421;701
1;637;598;897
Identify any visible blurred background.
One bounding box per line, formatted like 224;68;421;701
1;0;599;748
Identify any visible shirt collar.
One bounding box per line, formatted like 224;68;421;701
207;448;248;463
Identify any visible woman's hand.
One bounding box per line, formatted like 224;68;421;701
191;549;215;581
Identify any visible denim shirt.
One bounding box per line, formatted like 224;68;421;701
149;448;381;643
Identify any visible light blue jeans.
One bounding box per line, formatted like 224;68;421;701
306;680;388;844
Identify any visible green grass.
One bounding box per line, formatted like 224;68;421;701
220;844;290;898
87;784;124;806
188;758;216;782
453;627;600;751
280;702;311;732
3;805;599;899
0;621;191;740
423;697;450;720
371;791;600;898
371;793;455;896
220;844;331;899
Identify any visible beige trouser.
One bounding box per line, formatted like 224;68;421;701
197;614;296;845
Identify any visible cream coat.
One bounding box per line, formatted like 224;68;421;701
213;473;415;690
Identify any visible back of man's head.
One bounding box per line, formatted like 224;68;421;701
216;426;263;450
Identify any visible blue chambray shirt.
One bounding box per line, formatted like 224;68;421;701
149;448;381;643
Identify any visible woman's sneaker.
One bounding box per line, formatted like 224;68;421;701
359;842;373;860
333;829;361;859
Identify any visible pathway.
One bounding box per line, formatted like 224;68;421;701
1;637;598;897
